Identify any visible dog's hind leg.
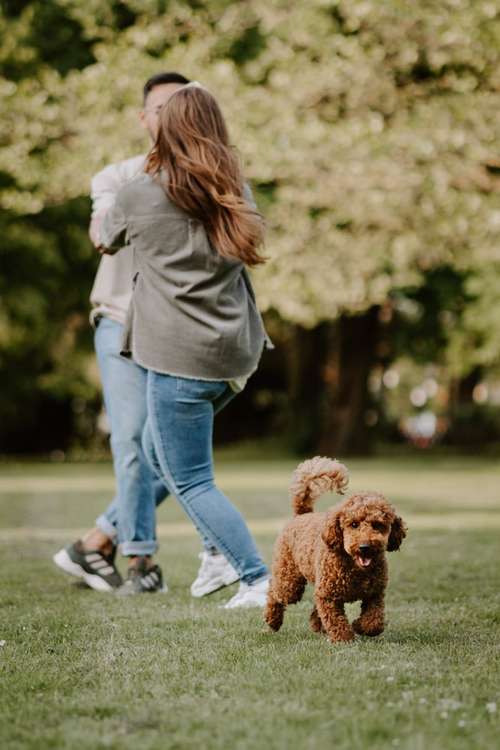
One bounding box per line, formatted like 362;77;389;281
265;543;307;632
265;573;307;631
309;606;325;634
265;596;285;631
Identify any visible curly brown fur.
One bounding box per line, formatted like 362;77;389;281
265;457;407;644
290;456;349;515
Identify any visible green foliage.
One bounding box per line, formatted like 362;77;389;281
0;199;99;452
392;268;471;365
1;0;500;449
0;1;97;80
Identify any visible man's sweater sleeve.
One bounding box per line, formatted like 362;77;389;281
90;156;145;215
99;189;129;254
89;155;145;245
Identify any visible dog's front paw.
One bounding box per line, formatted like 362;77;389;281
352;617;384;637
327;625;355;643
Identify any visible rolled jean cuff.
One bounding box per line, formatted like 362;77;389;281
120;540;158;556
95;513;118;540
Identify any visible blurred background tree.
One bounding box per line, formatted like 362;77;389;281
1;0;500;455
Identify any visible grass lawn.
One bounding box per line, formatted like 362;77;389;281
0;453;499;749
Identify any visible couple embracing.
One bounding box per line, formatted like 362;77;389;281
53;71;272;608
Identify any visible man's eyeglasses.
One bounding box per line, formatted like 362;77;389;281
143;105;164;116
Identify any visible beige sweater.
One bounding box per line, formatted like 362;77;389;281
89;155;145;325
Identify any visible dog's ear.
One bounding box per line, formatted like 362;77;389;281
387;515;407;551
321;510;343;549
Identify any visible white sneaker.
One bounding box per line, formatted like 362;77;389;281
190;551;239;598
222;576;270;609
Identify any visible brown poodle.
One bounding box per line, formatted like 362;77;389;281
265;456;407;643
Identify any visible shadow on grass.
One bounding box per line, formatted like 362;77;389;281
69;581;92;591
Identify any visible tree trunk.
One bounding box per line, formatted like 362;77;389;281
446;366;484;446
318;307;380;456
286;308;380;456
286;323;331;454
450;367;482;415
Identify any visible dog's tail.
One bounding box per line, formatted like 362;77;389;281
289;456;349;515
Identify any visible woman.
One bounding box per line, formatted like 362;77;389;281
96;82;271;608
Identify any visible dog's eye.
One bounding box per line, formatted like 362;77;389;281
372;522;386;532
350;521;359;528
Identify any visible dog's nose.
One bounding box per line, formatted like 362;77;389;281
359;544;372;553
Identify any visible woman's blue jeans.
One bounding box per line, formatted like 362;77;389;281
94;317;215;556
143;371;268;585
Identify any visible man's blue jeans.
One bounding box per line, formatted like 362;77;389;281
94;317;166;555
142;371;268;585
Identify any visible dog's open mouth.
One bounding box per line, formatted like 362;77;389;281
355;552;373;569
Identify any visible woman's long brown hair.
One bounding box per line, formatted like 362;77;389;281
145;86;266;267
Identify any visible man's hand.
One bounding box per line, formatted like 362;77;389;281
89;209;108;248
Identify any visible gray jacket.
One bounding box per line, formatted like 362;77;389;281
99;173;272;380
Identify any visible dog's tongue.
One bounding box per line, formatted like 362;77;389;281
358;556;372;568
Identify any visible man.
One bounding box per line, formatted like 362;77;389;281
53;72;238;596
